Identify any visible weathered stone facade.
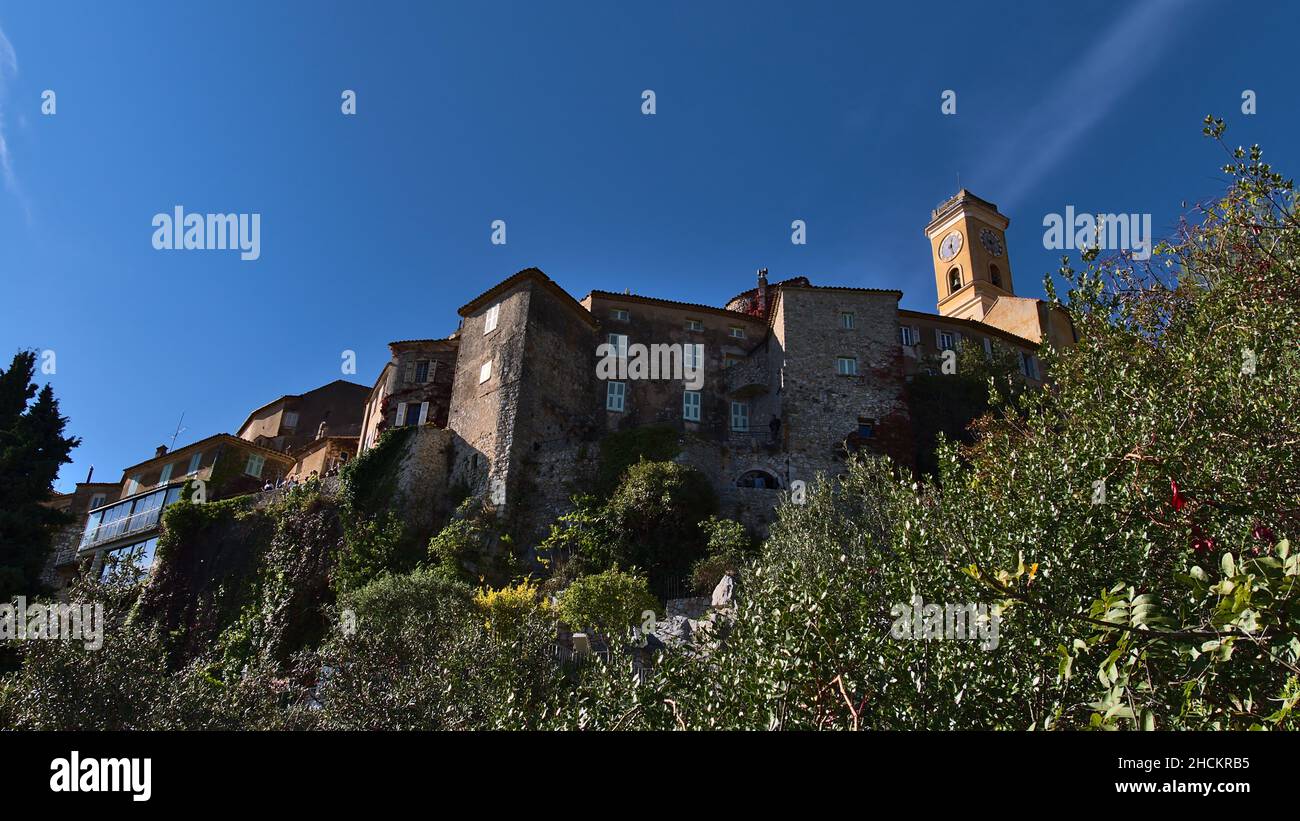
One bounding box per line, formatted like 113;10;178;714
357;338;460;454
764;283;915;480
448;271;600;546
356;190;1074;546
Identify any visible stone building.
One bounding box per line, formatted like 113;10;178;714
285;435;358;481
41;479;121;590
356;188;1074;541
237;379;370;454
47;187;1073;591
448;269;600;544
357;337;459;453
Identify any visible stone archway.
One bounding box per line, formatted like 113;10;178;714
735;468;781;489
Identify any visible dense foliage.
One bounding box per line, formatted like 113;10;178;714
542;460;717;598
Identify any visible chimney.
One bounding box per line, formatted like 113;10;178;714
756;268;769;315
155;445;168;458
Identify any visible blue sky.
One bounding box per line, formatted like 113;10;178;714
0;0;1295;491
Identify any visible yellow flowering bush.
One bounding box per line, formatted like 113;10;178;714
473;579;550;637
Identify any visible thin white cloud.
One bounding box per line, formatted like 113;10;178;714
971;0;1198;210
0;21;28;217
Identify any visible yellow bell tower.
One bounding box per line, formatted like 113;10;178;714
924;189;1014;321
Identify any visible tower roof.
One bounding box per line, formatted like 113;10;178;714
925;189;1010;234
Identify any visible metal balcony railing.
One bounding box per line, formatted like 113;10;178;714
80;507;163;550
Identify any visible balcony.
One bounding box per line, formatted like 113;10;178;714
79;484;185;551
726;429;782;453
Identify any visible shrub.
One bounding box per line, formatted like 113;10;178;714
309;567;564;729
691;516;755;592
474;578;550;638
596;425;681;493
556;567;658;637
604;460;716;597
427;497;520;586
335;426;423;591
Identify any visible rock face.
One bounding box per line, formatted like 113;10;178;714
711;573;737;608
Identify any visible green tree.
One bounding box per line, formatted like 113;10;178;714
555;566;658;637
906;341;1025;476
0;350;80;601
604;460;716;597
691;516;755;592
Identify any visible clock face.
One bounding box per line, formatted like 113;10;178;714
980;227;1005;257
938;230;963;261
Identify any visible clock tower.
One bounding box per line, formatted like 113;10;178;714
924;189;1014;321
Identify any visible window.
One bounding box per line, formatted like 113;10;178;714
126;475;142;495
99;537;159;585
1020;352;1039;380
684;343;704;371
983;337;993;359
414;360;430;383
606;381;626;412
607;333;628;358
683;390;701;421
836;356;858;376
158;463;174;486
840;312;855;330
245;453;266;478
857;417;876;438
728;326;746;339
283;410;299;430
186;451;202;475
479;360;492;383
611;308;629;322
80;487;182;550
405;403;424;426
938;330;958;352
89;494;107;510
685;318;704;332
990;265;1003;288
484;303;500;334
948;267;962;294
723;355;741;369
899;325;919;347
730;401;749;432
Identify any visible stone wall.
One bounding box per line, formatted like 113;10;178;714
392;426;456;538
449;274;600;547
583;293;768;440
773;286;914;482
509;282;601;546
448;283;534;503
